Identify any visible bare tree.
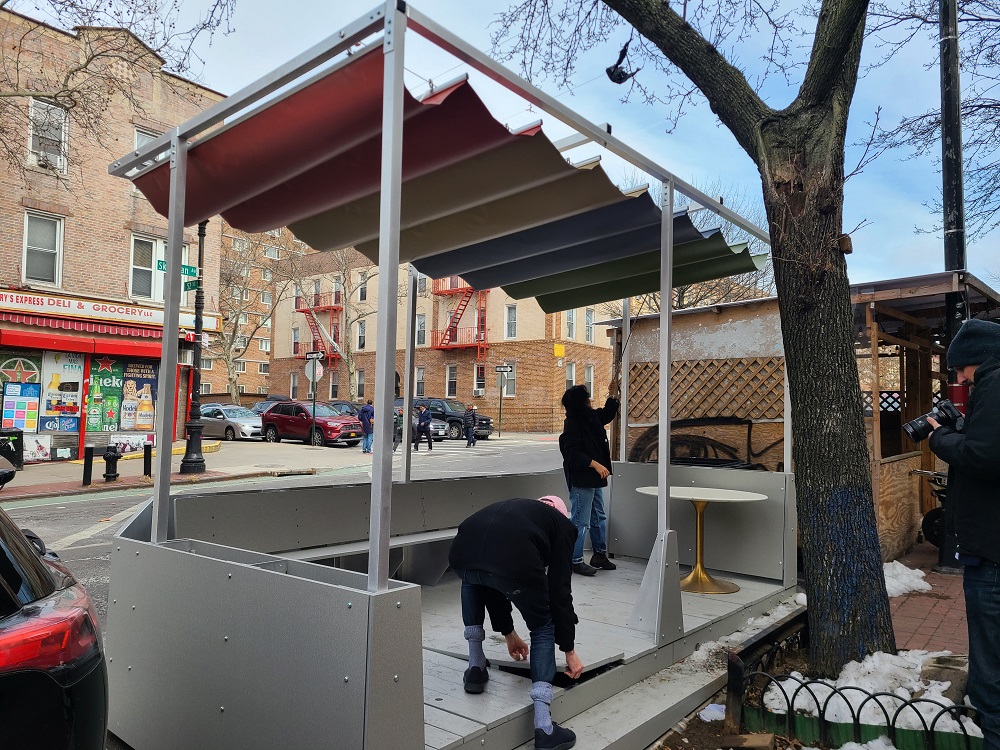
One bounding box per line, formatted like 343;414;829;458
496;0;895;674
207;230;298;402
0;0;234;181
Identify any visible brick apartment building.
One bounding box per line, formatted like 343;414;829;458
0;9;223;460
268;254;614;433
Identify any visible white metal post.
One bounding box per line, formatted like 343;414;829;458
401;265;417;482
619;296;631;462
367;3;406;593
151;130;188;544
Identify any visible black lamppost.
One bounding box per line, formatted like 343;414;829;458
180;220;208;474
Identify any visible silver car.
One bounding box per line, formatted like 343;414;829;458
201;405;263;440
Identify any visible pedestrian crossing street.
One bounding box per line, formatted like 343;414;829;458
385;436;543;455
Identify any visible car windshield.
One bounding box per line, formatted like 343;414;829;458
444;400;467;412
304;403;339;418
223;407;255;419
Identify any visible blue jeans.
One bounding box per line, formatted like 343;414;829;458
454;567;556;684
569;486;607;564
965;562;1000;750
362;432;373;452
466;426;476;446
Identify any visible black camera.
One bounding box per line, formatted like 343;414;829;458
902;399;964;442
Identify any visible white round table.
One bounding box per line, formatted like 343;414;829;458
637;486;767;594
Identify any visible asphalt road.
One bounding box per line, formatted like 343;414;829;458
0;434;560;750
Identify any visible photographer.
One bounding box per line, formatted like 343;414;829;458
927;318;1000;750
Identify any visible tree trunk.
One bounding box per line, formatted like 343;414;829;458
759;109;896;676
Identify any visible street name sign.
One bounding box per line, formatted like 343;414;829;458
156;260;199;276
305;351;325;361
183;280;199;291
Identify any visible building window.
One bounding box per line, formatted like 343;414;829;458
356;370;365;399
292;328;300;355
585;309;595;343
261;268;273;281
505;304;517;339
264;246;279;259
133;128;166;171
234;335;249;350
416;314;426;346
23;212;63;286
258;338;271;353
257;386;268;394
242;289;252;302
234;361;247;374
29;99;67;171
261;290;273;305
446;365;458;398
258;362;270;374
265;229;281;237
290;372;299;399
475;364;485;391
329;379;338;399
565;362;576;392
200;358;213;370
415;366;425;397
130;235;186;302
237;384;247;395
417;273;427;293
585;364;594;396
261;316;271;330
357;320;366;350
231;237;248;254
200;383;212;395
238;312;249;325
359;271;368;302
566;309;576;339
503;363;516;397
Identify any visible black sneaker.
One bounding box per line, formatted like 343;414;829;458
589;552;617;571
572;562;598;576
463;665;489;694
534;722;576;749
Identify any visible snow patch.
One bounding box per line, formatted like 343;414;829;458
681;601;801;672
794;592;808;606
763;650;981;737
883;561;932;598
698;704;726;722
800;736;898;750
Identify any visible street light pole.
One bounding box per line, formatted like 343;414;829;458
180;220;208;474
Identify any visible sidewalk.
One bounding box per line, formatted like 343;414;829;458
891;541;968;654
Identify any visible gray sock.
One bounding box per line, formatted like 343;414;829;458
530;681;553;734
464;625;487;669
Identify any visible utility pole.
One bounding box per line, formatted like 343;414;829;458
180;220;208;474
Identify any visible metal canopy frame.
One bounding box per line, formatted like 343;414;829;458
109;0;771;644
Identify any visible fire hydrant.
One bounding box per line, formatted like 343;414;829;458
103;447;122;482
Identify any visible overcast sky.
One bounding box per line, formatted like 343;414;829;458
186;0;997;286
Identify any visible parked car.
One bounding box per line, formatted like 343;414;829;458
250;395;292;415
262;401;363;447
326;400;364;416
407;408;448;442
396;397;493;440
200;405;262;440
0;506;108;749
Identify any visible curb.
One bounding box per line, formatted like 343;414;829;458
67;441;223;464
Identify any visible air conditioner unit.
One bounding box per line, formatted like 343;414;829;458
472;388;485;397
177;350;194;366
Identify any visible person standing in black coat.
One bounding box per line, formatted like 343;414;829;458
413;403;433;451
463;405;478;447
449;496;583;750
927;318;1000;750
559;383;620;576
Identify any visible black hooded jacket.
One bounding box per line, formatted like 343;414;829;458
929;357;1000;564
559;397;619;488
448;499;578;651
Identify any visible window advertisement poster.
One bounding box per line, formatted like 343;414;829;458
24;434;52;463
0;349;42;385
2;381;41;432
120;360;158;432
87;356;124;432
40;351;85;427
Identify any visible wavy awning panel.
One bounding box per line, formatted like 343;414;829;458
126;44;769;312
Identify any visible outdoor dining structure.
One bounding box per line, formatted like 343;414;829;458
105;3;797;749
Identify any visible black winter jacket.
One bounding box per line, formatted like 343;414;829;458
448;499;578;651
929;357;1000;564
463;410;478;429
559;397;619;489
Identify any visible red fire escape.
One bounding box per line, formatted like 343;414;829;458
432;276;489;364
294;291;342;373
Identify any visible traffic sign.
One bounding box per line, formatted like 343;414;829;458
305;351;325;361
155;260;198;277
304;360;324;383
495;365;513;373
183;279;199;291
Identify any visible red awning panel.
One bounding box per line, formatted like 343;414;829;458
0;312;162;338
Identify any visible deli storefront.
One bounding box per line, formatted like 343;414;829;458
0;290;219;463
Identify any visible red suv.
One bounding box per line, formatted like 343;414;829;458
262;401;363;447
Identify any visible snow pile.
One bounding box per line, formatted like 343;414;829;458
883;561;932;598
682;601;801;672
800;736;898;750
795;592;808;606
763;650;982;737
697;703;726;722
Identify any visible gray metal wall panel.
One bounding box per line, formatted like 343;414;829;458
106;538;382;750
782;474;798;586
609;463;793;581
364;588;424;750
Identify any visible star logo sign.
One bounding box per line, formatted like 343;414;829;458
95;356;116;373
105;406;118;420
0;358;39;383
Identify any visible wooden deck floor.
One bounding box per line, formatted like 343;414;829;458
420;557;791;750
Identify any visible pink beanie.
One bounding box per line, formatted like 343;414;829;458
537;495;570;518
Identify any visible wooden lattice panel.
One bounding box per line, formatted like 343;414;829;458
629;357;785;421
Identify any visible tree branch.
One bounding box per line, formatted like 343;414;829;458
797;0;871;107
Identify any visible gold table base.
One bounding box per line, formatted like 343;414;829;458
679;500;741;594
